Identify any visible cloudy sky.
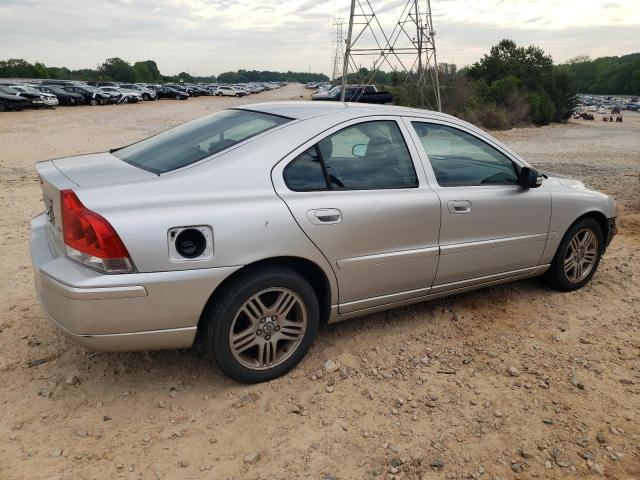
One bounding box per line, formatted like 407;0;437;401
1;0;638;76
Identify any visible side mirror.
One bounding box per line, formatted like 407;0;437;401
352;144;367;157
519;166;543;189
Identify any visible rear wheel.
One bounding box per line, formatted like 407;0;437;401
203;267;319;383
90;98;97;106
546;218;603;291
0;100;6;112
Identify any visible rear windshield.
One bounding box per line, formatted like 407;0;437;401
113;109;291;173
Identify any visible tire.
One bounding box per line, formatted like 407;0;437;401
546;217;603;291
143;93;150;101
90;98;97;106
203;267;320;383
175;94;181;100
0;100;6;112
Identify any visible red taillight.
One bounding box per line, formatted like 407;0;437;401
61;190;134;273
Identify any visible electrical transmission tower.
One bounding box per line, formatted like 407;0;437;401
331;18;345;81
341;0;441;111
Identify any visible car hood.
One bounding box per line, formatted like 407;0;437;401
51;152;157;187
542;170;597;190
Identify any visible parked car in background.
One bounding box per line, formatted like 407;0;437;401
63;85;112;105
29;102;617;383
0;85;46;108
119;84;157;101
164;83;197;96
41;80;81;87
139;83;162;91
155;86;189;100
315;83;334;93
87;81;120;88
98;86;141;104
312;84;394;104
215;85;245;97
186;84;210;96
0;88;30;111
5;84;59;107
34;85;84;106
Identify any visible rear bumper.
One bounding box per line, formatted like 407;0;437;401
30;213;240;351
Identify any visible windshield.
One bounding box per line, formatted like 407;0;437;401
328;86;341;95
113;109;292;173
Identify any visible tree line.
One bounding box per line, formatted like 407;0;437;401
0;57;329;84
563;53;640;95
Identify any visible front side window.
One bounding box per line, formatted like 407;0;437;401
113;109;291;173
284;120;418;190
412;122;518;187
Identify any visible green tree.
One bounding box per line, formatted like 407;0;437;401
99;57;134;82
564;53;640;94
33;62;49;79
0;58;38;78
132;60;161;83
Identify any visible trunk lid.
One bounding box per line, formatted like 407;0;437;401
52;152;156;187
35;153;156;255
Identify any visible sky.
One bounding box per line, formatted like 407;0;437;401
1;0;638;76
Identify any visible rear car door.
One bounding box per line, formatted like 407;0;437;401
272;117;441;314
405;119;551;289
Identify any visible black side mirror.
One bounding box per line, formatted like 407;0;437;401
519;166;543;189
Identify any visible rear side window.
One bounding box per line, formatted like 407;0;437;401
412;122;518;187
284;120;418;190
113;110;291;173
283;147;327;191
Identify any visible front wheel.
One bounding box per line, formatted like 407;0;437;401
203;268;319;383
546;218;603;291
90;98;97;106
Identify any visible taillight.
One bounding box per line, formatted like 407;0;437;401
60;190;135;273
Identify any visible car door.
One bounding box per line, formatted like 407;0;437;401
272;117;441;314
405;118;551;290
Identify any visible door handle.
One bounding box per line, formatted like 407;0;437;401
307;208;342;225
447;200;472;214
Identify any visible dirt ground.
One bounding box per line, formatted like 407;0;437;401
0;85;639;480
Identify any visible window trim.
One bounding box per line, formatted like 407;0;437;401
408;119;521;188
283;119;420;192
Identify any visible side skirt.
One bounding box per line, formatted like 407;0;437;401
327;264;550;324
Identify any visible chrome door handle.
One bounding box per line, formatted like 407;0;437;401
447;200;472;214
307;208;342;225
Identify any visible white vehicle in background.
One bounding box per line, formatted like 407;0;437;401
597;106;607;114
232;85;250;95
119;83;157;101
315;83;334;93
214;85;246;97
98;87;141;104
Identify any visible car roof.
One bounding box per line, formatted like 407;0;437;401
236;101;457;123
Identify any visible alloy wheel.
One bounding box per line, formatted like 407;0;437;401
228;288;307;370
564;229;598;283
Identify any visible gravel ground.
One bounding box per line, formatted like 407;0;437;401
0;87;639;480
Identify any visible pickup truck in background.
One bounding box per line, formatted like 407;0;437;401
311;84;393;104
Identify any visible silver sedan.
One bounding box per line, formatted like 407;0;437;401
30;102;617;382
